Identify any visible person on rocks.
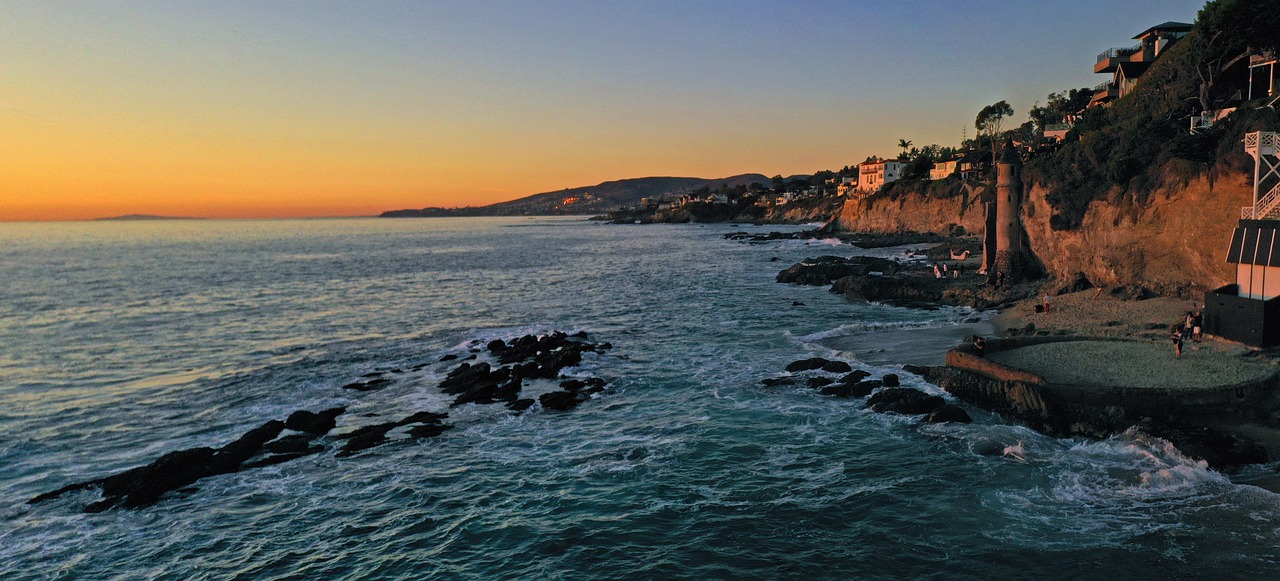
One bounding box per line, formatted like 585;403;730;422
973;336;986;358
1172;327;1184;359
933;263;943;279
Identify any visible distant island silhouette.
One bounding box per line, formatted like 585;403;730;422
94;214;204;221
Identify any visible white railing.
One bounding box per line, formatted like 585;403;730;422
1191;114;1213;133
1253;182;1280;219
1246;131;1280;154
1243;206;1256;219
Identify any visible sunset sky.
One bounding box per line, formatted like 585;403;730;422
2;0;1206;221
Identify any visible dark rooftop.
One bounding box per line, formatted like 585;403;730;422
1133;21;1192;40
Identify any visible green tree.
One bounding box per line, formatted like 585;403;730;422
976;100;1014;165
1190;0;1280;111
897;139;913;157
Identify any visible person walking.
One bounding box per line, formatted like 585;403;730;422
1172;327;1184;359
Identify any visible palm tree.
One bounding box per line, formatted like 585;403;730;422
897;139;912;157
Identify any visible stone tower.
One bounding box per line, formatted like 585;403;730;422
994;139;1024;282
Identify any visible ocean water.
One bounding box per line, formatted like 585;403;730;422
1;217;1278;580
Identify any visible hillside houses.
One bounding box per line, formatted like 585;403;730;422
1090;21;1191;108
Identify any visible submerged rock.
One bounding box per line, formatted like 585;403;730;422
865;388;945;416
924;404;972;424
786;357;834;373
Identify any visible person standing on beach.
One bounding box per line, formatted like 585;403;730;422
1172;327;1183;359
973;336;986;357
1043;294;1052;314
1193;308;1203;342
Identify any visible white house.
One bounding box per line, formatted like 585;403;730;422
858;158;906;193
929;159;958;180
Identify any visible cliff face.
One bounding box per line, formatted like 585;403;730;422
835;168;1250;294
834;181;988;237
1021;169;1245;293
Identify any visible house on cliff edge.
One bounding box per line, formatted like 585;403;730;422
1090;21;1191;108
857;158;906;193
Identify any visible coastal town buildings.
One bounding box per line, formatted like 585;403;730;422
837;177;857;196
1090;21;1192;108
857;158;906;193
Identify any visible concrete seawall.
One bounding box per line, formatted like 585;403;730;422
910;336;1280;467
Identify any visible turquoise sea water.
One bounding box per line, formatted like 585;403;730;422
2;217;1279;579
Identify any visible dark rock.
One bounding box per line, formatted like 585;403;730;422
572;331;589;339
407;423;453;439
242;451;317;469
1053;272;1094;295
807;376;835;388
361;371;383;378
91;447;218;511
562;378;606;394
830;274;942;306
539;391;586;411
924;404;972;424
487;339;507;352
439;354;458;362
821;360;853;374
881;374;900;388
761;377;798;387
284;407;345;436
792;301;806;307
341;378;391;391
777;255;900;286
336;424;395;456
263;434;321;455
209;420;286;473
786;357;832;373
508;398;536;411
823;380;881;398
865;388;945;416
395;411;449;426
839;370;871;384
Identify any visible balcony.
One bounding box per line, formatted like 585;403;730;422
1095;44;1144;74
1092;81;1118;104
1252;51;1277;67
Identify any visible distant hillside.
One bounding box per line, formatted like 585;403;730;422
380;174;770;217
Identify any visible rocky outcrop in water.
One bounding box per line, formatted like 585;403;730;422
439;332;612;408
32;331;617;512
776;256;900;286
30;407;350;512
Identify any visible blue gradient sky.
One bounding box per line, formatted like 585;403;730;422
1;0;1207;220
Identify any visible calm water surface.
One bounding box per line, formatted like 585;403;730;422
1;217;1278;579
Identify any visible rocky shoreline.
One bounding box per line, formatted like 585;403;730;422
761;229;1280;470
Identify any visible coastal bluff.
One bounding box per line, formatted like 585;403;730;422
834;169;1246;296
